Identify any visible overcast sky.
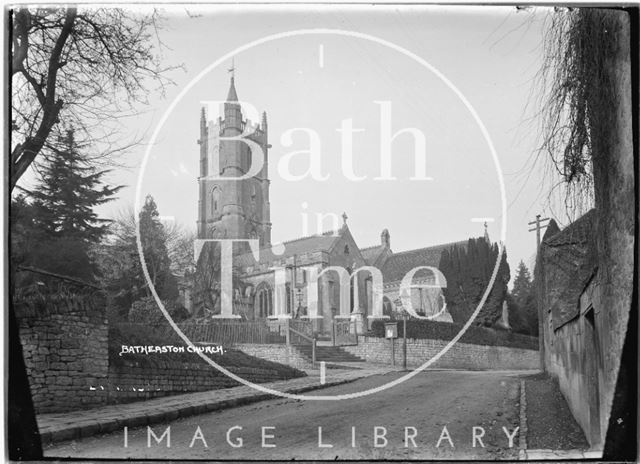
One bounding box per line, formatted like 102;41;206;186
87;5;570;281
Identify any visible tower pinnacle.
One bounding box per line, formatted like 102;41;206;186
227;76;238;102
226;59;238;102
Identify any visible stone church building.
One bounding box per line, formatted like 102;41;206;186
193;76;479;331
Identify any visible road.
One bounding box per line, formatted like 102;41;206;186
46;370;524;460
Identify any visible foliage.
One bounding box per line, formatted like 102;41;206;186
506;293;538;337
191;241;246;319
10;133;120;284
538;9;626;216
128;296;166;324
10;196;95;284
27;130;122;241
512;260;533;303
370;319;538;351
127;296;190;324
438;238;511;327
507;261;538;336
11;6;177;190
540;9;593;187
138;196;178;300
96;195;179;319
170;303;191;323
12;279;103;319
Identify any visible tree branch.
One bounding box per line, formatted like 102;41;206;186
10;8;76;191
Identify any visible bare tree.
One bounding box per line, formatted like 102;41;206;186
11;6;177;190
9;8;176;458
107;206;196;275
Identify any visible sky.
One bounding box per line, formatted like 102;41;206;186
54;5;573;282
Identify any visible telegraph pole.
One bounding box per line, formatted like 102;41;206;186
528;214;550;372
528;214;550;253
402;311;407;371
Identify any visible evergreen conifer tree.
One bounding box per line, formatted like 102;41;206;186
104;195;179;319
439;237;510;326
512;260;533;303
29;130;122;241
507;260;538;335
12;129;121;281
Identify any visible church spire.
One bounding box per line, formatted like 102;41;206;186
227;76;238;102
224;63;241;130
226;59;238;102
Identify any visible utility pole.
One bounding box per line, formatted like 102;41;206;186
528;214;550;372
402;311;407;371
528;214;550;253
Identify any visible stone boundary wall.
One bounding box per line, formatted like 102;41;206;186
106;363;294;403
234;343;314;370
342;336;539;370
17;295;307;414
17;297;109;414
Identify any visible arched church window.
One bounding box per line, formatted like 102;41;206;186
255;284;273;318
285;283;292;314
382;297;393;317
344;245;350;255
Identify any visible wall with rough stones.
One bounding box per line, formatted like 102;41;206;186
234;343;313;370
17;294;110;414
17;295;305;414
342;336;539;370
106;363;293;403
536;11;634;449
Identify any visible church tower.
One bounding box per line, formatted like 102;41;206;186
197;75;272;248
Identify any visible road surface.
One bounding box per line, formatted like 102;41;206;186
46;370;524;460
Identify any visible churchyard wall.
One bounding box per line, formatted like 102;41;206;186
342;336;539;370
16;295;305;414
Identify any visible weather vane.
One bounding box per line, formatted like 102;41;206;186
228;58;235;78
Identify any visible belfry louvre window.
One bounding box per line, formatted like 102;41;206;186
211;187;220;214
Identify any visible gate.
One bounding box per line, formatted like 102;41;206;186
333;319;358;346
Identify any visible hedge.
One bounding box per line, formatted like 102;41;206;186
369;319;538;350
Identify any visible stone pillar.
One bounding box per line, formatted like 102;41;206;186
320;278;333;333
272;266;290;319
351;311;364;334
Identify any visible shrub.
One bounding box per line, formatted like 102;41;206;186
170;303;191;322
370;319;538;350
128;296;166;324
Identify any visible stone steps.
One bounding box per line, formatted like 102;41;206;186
294;345;365;363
